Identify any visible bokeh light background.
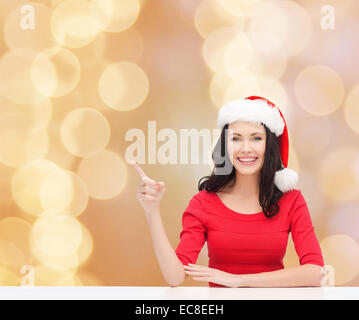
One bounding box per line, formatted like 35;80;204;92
0;0;358;286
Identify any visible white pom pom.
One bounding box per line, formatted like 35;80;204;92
274;167;298;193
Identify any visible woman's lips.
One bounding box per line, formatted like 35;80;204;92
237;157;258;165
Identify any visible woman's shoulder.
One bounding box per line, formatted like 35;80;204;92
187;190;216;210
281;188;301;198
279;188;306;211
193;190;216;201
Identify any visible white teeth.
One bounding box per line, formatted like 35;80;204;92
238;158;257;163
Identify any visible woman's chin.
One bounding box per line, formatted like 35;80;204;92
234;165;261;175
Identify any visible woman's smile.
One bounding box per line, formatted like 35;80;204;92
237;157;258;165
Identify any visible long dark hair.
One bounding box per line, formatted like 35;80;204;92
198;123;284;218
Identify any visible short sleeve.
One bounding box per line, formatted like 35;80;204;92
289;191;324;267
175;194;207;266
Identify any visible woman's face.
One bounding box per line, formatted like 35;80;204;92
226;120;266;176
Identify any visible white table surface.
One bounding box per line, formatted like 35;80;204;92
0;286;358;300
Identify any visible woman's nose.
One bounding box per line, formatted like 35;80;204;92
241;140;252;151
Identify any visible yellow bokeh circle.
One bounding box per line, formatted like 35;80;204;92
0;113;48;168
320;234;359;285
91;0;141;33
194;0;244;39
31;46;81;98
343;83;359;135
60;107;111;157
11;159;61;216
77;150;127;199
31;214;83;259
318;148;359;203
51;0;100;48
99;62;149;111
295;65;345;116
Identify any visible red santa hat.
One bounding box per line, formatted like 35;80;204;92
217;95;298;193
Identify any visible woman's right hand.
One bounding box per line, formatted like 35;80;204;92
131;160;165;216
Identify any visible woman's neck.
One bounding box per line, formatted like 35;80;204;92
224;173;260;199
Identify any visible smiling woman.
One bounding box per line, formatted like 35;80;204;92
199;117;283;218
134;96;324;288
173;96;324;288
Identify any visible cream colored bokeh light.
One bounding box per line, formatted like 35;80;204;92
224;33;255;78
251;52;287;80
33;264;78;286
30;216;92;270
77;150;127;199
11;159;61;216
295;65;345;116
0;97;52;133
4;3;57;53
32;242;79;271
91;0;141;33
62;171;89;217
224;73;261;102
60;108;111;157
194;0;244;39
218;0;264;13
31;46;81;98
31;214;83;259
209;73;233;108
46;121;79;170
0;113;49;168
51;0;100;48
77;222;94;266
0;48;47;105
0;217;32;269
343;83;359;135
317;148;359;203
320;234;359;285
40;168;73;212
202;27;240;74
249;0;312;57
99;62;149;111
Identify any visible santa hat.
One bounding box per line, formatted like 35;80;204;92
217;95;298;193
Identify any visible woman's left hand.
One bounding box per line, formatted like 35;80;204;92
184;264;240;288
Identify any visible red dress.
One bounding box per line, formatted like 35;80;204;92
175;189;324;287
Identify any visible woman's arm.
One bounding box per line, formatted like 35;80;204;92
184;263;323;288
236;264;323;287
132;161;186;287
146;211;186;287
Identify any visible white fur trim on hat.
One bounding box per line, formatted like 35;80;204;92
217;99;285;136
274;167;298;193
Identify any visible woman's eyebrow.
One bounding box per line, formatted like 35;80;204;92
231;132;264;136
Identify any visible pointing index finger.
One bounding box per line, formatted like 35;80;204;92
130;160;158;186
130;160;147;179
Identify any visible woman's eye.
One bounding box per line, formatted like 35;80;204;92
232;137;262;142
